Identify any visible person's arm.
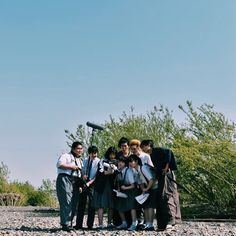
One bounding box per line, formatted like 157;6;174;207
58;163;79;171
141;165;154;192
86;177;95;187
162;149;171;175
146;153;154;167
142;179;154;193
120;169;135;190
162;163;169;175
57;154;79;171
121;183;135;190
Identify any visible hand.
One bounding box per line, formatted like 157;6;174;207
142;188;148;193
162;168;168;175
72;165;78;170
120;185;126;190
110;164;117;171
83;175;88;181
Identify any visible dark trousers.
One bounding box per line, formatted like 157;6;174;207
76;187;95;228
71;179;81;225
156;171;181;229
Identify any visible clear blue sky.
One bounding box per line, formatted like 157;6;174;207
0;1;235;187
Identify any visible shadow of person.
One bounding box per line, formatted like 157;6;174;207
2;226;62;233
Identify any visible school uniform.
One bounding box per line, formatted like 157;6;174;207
92;158;116;209
56;153;83;227
75;156;100;229
115;167;138;212
139;151;154;167
138;164;158;209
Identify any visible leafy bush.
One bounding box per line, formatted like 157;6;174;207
0;176;57;207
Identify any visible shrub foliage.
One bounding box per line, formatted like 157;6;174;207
66;101;236;214
0;165;57;207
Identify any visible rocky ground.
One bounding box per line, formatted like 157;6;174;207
0;206;235;236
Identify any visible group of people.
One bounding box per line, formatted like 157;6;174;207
56;137;181;232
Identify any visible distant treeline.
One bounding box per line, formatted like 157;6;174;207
0;164;57;207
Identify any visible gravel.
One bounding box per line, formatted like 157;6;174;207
0;206;235;236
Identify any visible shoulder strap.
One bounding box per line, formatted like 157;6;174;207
123;167;128;181
140;165;149;183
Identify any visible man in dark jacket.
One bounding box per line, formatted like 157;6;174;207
141;140;181;231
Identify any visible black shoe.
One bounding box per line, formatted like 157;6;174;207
136;223;145;230
61;225;74;232
73;225;84;230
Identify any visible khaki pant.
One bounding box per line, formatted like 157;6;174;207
156;171;181;229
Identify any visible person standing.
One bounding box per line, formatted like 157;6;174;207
129;139;154;167
129;154;157;231
115;137;132;227
141;140;181;231
75;146;100;230
115;156;139;231
56;141;84;232
92;146;118;229
117;137;131;159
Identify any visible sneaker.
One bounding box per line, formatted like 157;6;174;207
96;225;105;230
166;224;174;230
128;224;137;231
116;223;127;230
144;225;155;231
106;223;115;229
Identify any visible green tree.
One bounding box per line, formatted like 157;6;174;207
66;102;236;214
0;162;10;193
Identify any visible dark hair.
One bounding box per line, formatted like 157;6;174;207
88;145;98;154
140;139;154;148
128;154;142;166
118;137;130;148
105;146;117;159
118;156;128;165
71;141;83;151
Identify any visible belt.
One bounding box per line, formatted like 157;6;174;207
58;173;71;178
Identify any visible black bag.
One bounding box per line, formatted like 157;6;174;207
72;176;86;188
